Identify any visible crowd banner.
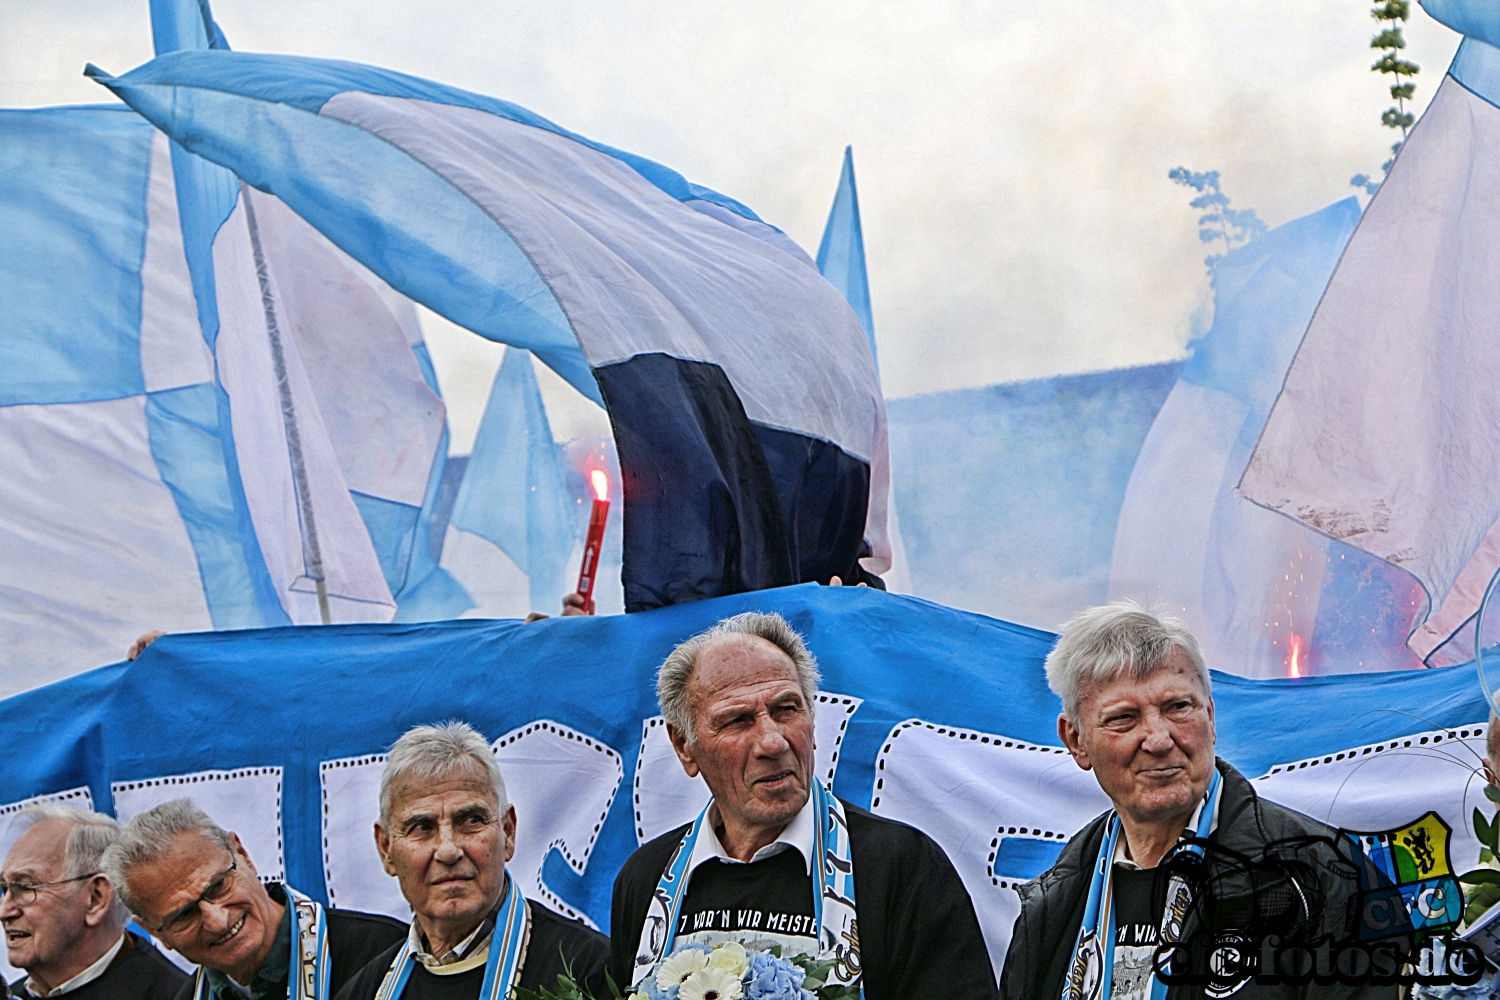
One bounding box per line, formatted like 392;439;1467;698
0;584;1490;981
1241;27;1500;667
87;50;890;612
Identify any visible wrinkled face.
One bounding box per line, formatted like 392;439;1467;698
671;635;815;834
127;831;279;981
0;820;93;973
1062;648;1217;828
375;770;515;935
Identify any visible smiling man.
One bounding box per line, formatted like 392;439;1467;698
335;722;609;1000
610;612;995;1000
2;804;184;999
999;601;1402;1000
101;799;405;1000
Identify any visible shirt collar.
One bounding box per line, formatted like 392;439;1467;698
25;931;125;997
688;793;817;877
1111;781;1222;871
408;877;507;969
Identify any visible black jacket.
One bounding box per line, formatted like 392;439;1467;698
9;931;186;1000
998;759;1405;1000
611;799;998;1000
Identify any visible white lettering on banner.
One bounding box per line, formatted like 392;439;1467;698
870;720;1112;981
632;692;862;845
1252;723;1490;876
321;720;622;927
112;768;284;881
0;786;97;984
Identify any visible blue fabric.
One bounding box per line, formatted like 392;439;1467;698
94;49;765;225
88;59;602;407
145;383;283;630
1422;0;1500;51
450;347;579;613
0;107;153;406
1450;35;1500;109
0;585;1487;930
149;0;228;55
886;362;1181;625
816;146;877;367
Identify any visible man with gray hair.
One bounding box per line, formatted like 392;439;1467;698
999;600;1405;1000
609;611;995;1000
335;721;609;1000
1;804;184;999
102;798;404;1000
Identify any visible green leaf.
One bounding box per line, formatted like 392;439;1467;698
1475;808;1491;845
1484;782;1500;805
1460;869;1500;885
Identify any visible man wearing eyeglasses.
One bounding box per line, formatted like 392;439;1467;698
100;799;406;1000
1;804;185;999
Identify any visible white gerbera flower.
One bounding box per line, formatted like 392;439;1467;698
656;949;710;990
706;941;749;977
678;968;744;1000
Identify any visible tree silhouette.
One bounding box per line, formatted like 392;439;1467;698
1169;167;1267;271
1351;0;1419;194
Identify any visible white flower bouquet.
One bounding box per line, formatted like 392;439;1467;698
516;941;858;1000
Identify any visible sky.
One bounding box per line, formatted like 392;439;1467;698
1;0;1463;451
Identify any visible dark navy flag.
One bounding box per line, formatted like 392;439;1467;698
90;51;891;612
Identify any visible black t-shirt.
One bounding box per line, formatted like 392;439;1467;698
10;931;187;1000
674;847;818;957
333;903;610;1000
1110;865;1162;1000
610;800;998;1000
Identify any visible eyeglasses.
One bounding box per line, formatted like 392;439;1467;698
0;873;100;906
142;857;239;937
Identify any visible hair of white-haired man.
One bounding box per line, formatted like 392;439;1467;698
378;721;508;827
8;804;129;929
1045;599;1212;726
656;611;821;744
98;798;234;916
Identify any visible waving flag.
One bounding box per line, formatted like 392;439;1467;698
89;50;888;612
1241;23;1500;666
440;348;579;618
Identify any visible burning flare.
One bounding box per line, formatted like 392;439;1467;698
590;469;609;503
1287;634;1304;678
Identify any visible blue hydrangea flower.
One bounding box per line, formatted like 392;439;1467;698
741;950;811;1000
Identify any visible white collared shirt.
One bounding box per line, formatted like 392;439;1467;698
687;793;817;878
409;909;495;968
25;932;124;997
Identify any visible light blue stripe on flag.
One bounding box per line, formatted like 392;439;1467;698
816;146;877;368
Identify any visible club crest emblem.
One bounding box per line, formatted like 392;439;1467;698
1346;811;1463;932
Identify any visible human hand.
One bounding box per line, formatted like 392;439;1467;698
560;592;590;616
825;575;867;588
127;629;166;660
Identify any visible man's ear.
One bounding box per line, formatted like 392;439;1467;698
1058;713;1092;771
666;723;701;779
228;831;258;879
502;804;517;864
374;822;398;878
82;875;114;928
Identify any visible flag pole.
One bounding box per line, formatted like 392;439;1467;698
241;183;331;624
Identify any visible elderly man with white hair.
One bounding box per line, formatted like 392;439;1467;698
1;804;185;999
335;721;609;1000
610;611;996;1000
999;601;1406;1000
102;799;406;1000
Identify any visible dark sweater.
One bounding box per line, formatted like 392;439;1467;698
610;800;998;1000
9;931;186;1000
333;903;610;1000
173;890;408;1000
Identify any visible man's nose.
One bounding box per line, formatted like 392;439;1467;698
0;891;20;920
751;714;791;757
198;897;235;935
1140;715;1175;753
433;824;464;863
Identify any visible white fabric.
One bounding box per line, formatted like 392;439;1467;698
631;692;863;845
140;132;214;394
210;190;394;623
26;932;124;997
318;93;893;566
685;791;816;876
318;720;623;928
439;525;530;619
111;766;285;881
241;195;443;507
1241;75;1500;660
0;396;212;696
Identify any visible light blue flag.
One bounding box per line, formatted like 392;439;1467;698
440;349;579;618
816;146;877;367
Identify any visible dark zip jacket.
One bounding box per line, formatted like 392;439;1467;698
999;759;1408;1000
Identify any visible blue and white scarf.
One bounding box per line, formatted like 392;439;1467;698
193;883;330;1000
371;871;531;1000
1061;768;1223;1000
633;781;862;993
